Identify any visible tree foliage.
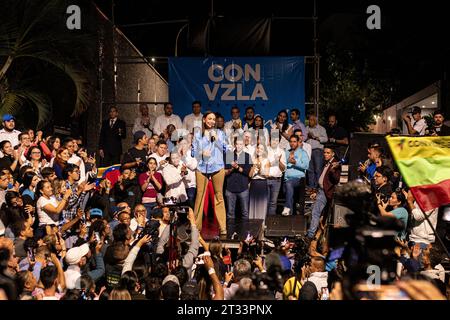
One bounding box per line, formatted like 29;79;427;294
320;43;397;132
0;0;94;129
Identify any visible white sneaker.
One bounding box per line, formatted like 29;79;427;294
281;207;291;216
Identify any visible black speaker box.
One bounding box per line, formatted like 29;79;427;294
265;215;307;238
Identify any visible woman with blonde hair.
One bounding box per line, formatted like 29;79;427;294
109;288;131;300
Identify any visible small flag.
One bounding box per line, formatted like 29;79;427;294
96;164;121;186
386;135;450;211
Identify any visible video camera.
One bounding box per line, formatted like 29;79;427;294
133;219;160;251
329;180;402;284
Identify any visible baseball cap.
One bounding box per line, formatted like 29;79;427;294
410;106;421;114
133;130;146;144
89;208;103;218
2;114;15;122
65;243;90;265
162;274;180;287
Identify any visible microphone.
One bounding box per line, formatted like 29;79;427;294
210;129;216;142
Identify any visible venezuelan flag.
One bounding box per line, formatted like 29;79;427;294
96;164;121;186
386;135;450;211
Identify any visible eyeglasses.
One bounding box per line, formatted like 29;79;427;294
31;151;41;154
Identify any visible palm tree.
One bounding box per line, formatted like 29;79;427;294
0;0;94;129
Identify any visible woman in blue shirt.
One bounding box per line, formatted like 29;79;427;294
192;111;228;236
377;190;409;240
21;171;40;202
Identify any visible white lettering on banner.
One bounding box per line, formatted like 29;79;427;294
251;83;268;100
208;64;224;82
205;63;268;102
236;84;250;100
224;64;243;82
203;84;219;100
203;84;268;101
245;64;260;81
221;84;235;101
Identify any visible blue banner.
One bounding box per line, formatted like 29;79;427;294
168;57;305;123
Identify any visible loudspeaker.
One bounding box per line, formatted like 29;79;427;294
332;203;354;228
265;215;307;237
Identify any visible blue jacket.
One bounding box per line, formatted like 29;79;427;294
284;147;309;181
193;129;228;174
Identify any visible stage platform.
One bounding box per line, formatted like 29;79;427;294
200;215;308;249
201;218;265;248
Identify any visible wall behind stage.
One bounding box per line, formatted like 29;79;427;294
168;57;305;123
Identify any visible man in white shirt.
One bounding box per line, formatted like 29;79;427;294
153;102;182;136
64;243;90;289
130;204;149;232
243;131;255;156
182;100;203;134
133;104;155;138
64;138;88;184
402;106;427;136
0;114;21;148
224;106;244;140
150;140;170;171
267;138;286;216
306;114;328;189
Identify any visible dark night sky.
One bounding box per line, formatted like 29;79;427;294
94;0;450;103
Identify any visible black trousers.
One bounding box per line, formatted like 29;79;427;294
296;177;306;215
101;152;121;167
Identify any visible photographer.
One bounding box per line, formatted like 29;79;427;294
426;109;450;136
403;190;438;246
156;207;199;277
373;165;393;200
377;190;409;240
121;234;152;275
402;106;427;136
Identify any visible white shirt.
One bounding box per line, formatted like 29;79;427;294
109;117;117;128
244;144;255;156
132;116;154;137
149;152;169;171
37;196;60;226
0;129;21;148
182;113;203;133
301;142;312;160
411;118;427;136
409;202;438;244
68;154;87;183
161;164;187;202
153;114;182;136
181;153;198;189
64;265;81;289
130;217;149;232
270;123;293;150
224;119;243;130
306;124;328;150
268;147;286;178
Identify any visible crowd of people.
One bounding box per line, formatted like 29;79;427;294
0;101;448;301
